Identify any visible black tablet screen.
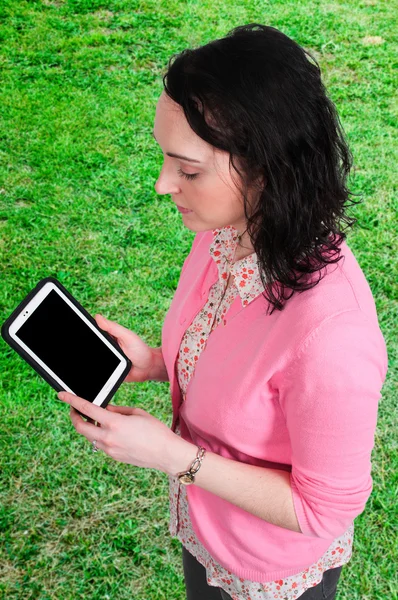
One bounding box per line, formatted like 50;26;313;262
16;289;121;401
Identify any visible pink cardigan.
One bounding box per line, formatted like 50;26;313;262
161;230;388;580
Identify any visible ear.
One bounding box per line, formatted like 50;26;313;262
252;173;266;193
257;173;267;189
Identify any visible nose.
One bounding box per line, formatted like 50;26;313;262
154;163;181;196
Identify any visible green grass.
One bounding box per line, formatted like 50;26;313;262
0;0;397;598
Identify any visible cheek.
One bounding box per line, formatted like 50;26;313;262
207;183;243;216
189;173;243;216
199;176;228;202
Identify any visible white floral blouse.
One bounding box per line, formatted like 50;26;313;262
168;225;353;599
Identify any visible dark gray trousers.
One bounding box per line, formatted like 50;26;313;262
182;545;343;600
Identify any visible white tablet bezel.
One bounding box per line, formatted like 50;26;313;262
8;281;128;406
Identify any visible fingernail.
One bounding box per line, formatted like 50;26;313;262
58;392;65;400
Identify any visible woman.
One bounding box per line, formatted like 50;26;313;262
58;24;388;600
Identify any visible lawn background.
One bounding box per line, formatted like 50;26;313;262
0;0;396;598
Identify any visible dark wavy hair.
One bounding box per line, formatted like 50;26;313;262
162;23;362;314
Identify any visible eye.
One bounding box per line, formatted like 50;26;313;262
177;167;199;181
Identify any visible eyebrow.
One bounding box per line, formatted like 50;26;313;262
152;131;202;163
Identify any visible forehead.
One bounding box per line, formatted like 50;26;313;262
155;92;212;153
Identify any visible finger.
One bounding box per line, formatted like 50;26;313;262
70;407;107;443
74;409;97;425
91;440;106;453
58;391;112;426
94;315;118;342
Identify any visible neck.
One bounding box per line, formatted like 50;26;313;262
233;229;255;262
236;228;253;252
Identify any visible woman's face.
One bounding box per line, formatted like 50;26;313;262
153;91;254;239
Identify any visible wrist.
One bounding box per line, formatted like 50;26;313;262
164;434;200;478
148;346;169;382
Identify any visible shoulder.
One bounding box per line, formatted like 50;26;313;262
268;240;387;377
282;239;380;331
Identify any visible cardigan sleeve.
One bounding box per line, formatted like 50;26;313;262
277;309;388;539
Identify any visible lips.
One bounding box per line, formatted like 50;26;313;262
176;204;193;213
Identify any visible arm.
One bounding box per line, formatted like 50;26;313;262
165;436;302;533
163;310;387;538
276;310;388;539
148;346;169;382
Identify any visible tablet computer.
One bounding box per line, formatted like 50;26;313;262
1;277;132;409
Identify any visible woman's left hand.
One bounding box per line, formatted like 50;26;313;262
57;391;178;474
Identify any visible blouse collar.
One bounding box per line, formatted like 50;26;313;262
209;225;266;307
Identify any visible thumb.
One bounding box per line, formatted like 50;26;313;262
106;404;136;415
95;314;130;339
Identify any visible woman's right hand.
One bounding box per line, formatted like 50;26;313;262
94;314;156;383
